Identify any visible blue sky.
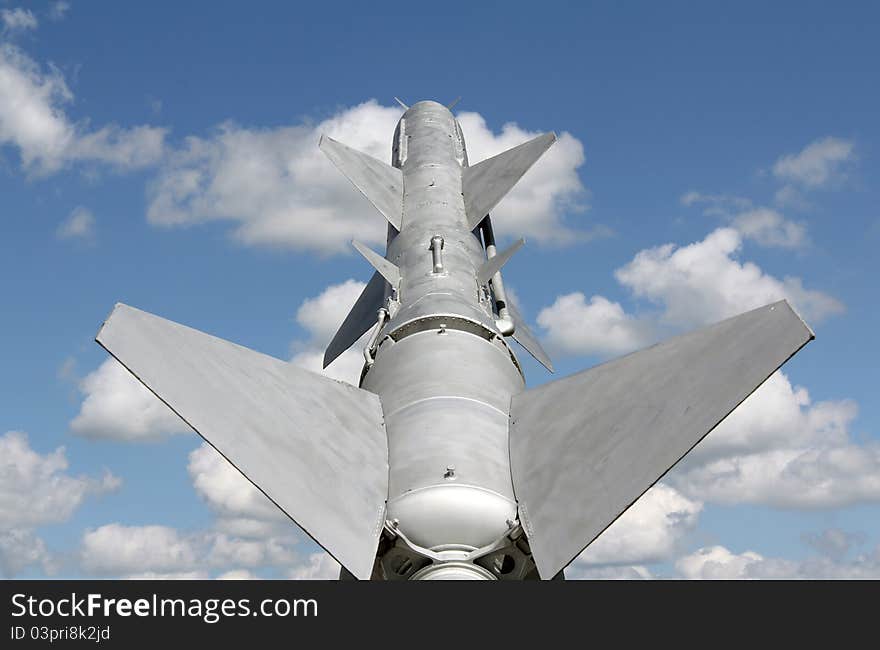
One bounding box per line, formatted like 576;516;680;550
1;1;878;579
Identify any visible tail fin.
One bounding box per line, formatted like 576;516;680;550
319;135;403;230
323;270;387;369
97;303;388;580
462;133;556;229
509;301;813;579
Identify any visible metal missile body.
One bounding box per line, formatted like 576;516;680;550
95;100;815;580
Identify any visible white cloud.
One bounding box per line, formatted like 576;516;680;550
536;293;653;357
289;279;370;385
287;552;340;580
80;524;198;576
187;443;285;524
70;358;190;440
615;227;842;328
147;101;590;254
56;205;95;241
573;483;702;567
217;569;258;580
0;44;166;175
731;208;808;249
0;431;118;577
0;430;119;529
773;136;854;189
0;529;54;577
566;565;653;580
675;543;880;579
456;111;589;244
1;8;37;32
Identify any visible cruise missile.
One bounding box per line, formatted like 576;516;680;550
95;100;814;580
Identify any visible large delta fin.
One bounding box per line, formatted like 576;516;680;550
352;240;400;287
323;270;387;369
509;300;814;579
319;135;403;230
462;133;557;229
97;303;388;580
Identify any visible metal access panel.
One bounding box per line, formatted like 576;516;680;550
97;303;388;580
509;300;814;579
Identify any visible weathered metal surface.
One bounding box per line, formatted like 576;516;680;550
509;300;814;579
323;270;387;369
319;135;403;229
462;132;557;229
97;303;389;580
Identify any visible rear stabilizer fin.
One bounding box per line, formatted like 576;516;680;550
96;303;388;580
509;300;813;578
319;135;403;230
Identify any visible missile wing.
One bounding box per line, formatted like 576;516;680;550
97;303;388;580
509;300;814;579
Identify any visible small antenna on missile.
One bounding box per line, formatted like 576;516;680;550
446;96;462;110
394;97;409;110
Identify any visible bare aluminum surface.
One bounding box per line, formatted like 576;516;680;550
97;303;388;580
323;270;387;368
319;135;403;229
509;300;814;579
462;132;557;229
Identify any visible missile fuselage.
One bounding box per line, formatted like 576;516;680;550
361;102;524;577
96;98;815;581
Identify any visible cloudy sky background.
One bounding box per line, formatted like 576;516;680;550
2;2;878;579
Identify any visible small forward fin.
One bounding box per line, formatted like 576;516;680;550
323;271;387;369
352;240;400;287
319;135;403;230
462;133;557;229
477;238;524;285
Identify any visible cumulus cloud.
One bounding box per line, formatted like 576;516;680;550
773;136;855;189
70;358;190;440
668;371;880;509
187;443;285;525
56;205;95;241
289;279;369;385
147;101;590;253
731;208;808;249
287;552;341;580
80;524;199;576
1;8;38;32
0;431;119;577
676;542;880;579
0;430;119;528
615;227;842;328
456;111;589;244
0;43;166;175
536;293;654;357
573;484;702;568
